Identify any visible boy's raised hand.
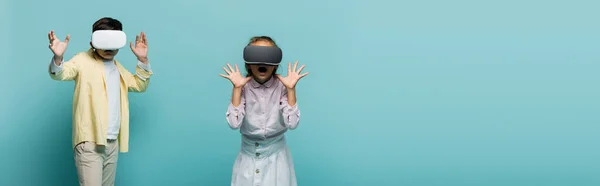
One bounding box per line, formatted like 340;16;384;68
277;61;308;89
48;30;70;60
130;32;149;63
220;63;251;88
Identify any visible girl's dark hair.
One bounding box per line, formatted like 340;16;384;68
245;36;279;77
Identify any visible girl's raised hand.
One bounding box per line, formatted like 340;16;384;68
277;61;308;89
220;63;252;88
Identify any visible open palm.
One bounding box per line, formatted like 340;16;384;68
277;61;309;89
220;63;252;88
48;30;70;57
130;32;148;61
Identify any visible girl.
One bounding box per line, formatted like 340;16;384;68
219;36;308;186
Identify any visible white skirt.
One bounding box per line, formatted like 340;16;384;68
231;135;297;186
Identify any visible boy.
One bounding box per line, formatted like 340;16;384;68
47;17;153;186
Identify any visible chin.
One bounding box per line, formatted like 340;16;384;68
253;75;269;81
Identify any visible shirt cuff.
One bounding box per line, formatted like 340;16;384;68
50;58;64;73
228;103;243;112
137;60;152;72
285;103;299;113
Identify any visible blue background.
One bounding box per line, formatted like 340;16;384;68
1;0;599;185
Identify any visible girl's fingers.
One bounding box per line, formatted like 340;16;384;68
223;67;232;74
293;61;299;72
300;72;309;78
297;64;305;74
226;63;235;73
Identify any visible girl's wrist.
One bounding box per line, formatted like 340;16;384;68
233;87;244;94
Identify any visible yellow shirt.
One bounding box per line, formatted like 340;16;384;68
48;49;153;152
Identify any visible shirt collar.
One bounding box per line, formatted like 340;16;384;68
250;76;275;88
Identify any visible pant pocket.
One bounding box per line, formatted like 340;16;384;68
75;141;97;155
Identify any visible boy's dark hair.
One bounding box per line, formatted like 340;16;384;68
92;17;122;33
245;36;279;77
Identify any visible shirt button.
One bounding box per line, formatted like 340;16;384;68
256;153;260;157
255;142;259;147
256;169;260;174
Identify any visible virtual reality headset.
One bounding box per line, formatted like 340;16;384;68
91;30;127;50
243;45;282;66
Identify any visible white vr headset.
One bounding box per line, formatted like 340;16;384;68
91;30;127;50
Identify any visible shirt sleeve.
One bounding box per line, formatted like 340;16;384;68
135;60;152;81
50;58;64;73
120;60;154;92
48;57;79;81
226;91;246;129
279;88;301;129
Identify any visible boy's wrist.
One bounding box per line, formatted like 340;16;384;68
137;57;149;64
53;55;63;61
53;55;63;65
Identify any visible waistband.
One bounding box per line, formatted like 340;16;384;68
240;135;287;159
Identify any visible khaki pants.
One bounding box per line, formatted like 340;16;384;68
74;140;119;186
